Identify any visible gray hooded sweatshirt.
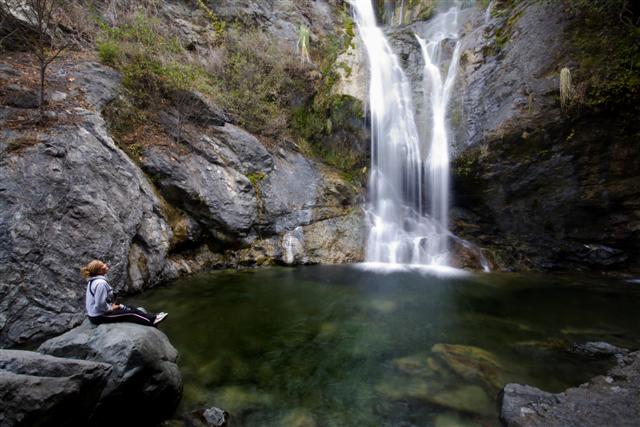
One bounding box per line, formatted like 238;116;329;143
85;275;114;317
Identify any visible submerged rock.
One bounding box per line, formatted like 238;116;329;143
0;349;112;427
431;343;504;395
38;320;182;426
499;351;640;427
203;406;229;427
569;341;629;359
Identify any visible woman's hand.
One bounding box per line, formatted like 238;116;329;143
110;303;122;310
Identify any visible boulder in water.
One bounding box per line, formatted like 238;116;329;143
431;343;504;395
38;320;182;426
499;351;640;427
0;349;112;427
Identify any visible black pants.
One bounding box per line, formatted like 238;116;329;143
88;306;156;326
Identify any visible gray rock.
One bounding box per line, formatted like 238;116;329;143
259;151;324;234
570;341;629;358
203;406;228;426
169;90;230;126
38;320;182;426
69;61;122;110
499;351;640;427
3;84;39;109
0;109;172;347
141;144;258;241
0;63;20;79
0;349;112;427
158;109;273;176
289;209;366;265
499;383;559;427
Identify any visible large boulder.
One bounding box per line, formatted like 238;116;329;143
0;60;173;347
0;349;112;427
499;351;640;427
38;320;182;426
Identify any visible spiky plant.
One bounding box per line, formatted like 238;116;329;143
560;67;574;111
296;24;311;64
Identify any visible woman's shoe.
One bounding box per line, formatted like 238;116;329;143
153;312;168;325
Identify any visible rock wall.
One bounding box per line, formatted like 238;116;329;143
0;61;173;346
448;0;640;272
0;51;364;347
379;0;639;272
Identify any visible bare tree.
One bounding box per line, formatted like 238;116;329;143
0;0;68;121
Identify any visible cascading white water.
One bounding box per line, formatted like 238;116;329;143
352;0;462;266
416;7;462;264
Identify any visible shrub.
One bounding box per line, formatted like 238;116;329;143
97;39;120;66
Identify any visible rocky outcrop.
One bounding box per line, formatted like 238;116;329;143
0;60;173;347
1;40;365;346
499;350;640;427
448;1;640;272
371;1;640;272
0;349;112;427
38;320;182;426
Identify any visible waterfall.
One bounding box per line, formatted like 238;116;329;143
352;0;462;267
416;7;462;265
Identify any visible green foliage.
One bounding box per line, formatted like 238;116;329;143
246;171;266;187
297;24;311;63
194;0;226;43
567;0;640;108
96;13;209;107
211;27;295;135
97;39;119;66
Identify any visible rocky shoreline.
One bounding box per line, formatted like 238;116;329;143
499;347;640;427
1;321;182;427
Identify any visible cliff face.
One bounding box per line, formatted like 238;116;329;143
0;1;366;347
379;0;639;272
448;0;640;272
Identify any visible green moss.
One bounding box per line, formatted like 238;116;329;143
246;171;266;187
567;1;640;109
494;7;523;49
453;148;482;177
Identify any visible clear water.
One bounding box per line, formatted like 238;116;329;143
127;266;640;426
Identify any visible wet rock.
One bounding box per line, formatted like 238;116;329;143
0;349;112;427
38;319;182;426
212;385;274;415
499;351;640;426
511;338;569;358
431;343;504;395
377;375;493;416
447;2;640;271
569;341;629;359
203;406;229;426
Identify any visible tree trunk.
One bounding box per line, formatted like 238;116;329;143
39;61;46;122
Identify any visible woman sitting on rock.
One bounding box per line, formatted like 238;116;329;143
82;259;168;326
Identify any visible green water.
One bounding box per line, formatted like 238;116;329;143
127;265;640;426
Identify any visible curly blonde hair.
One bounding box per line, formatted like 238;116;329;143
80;260;105;279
